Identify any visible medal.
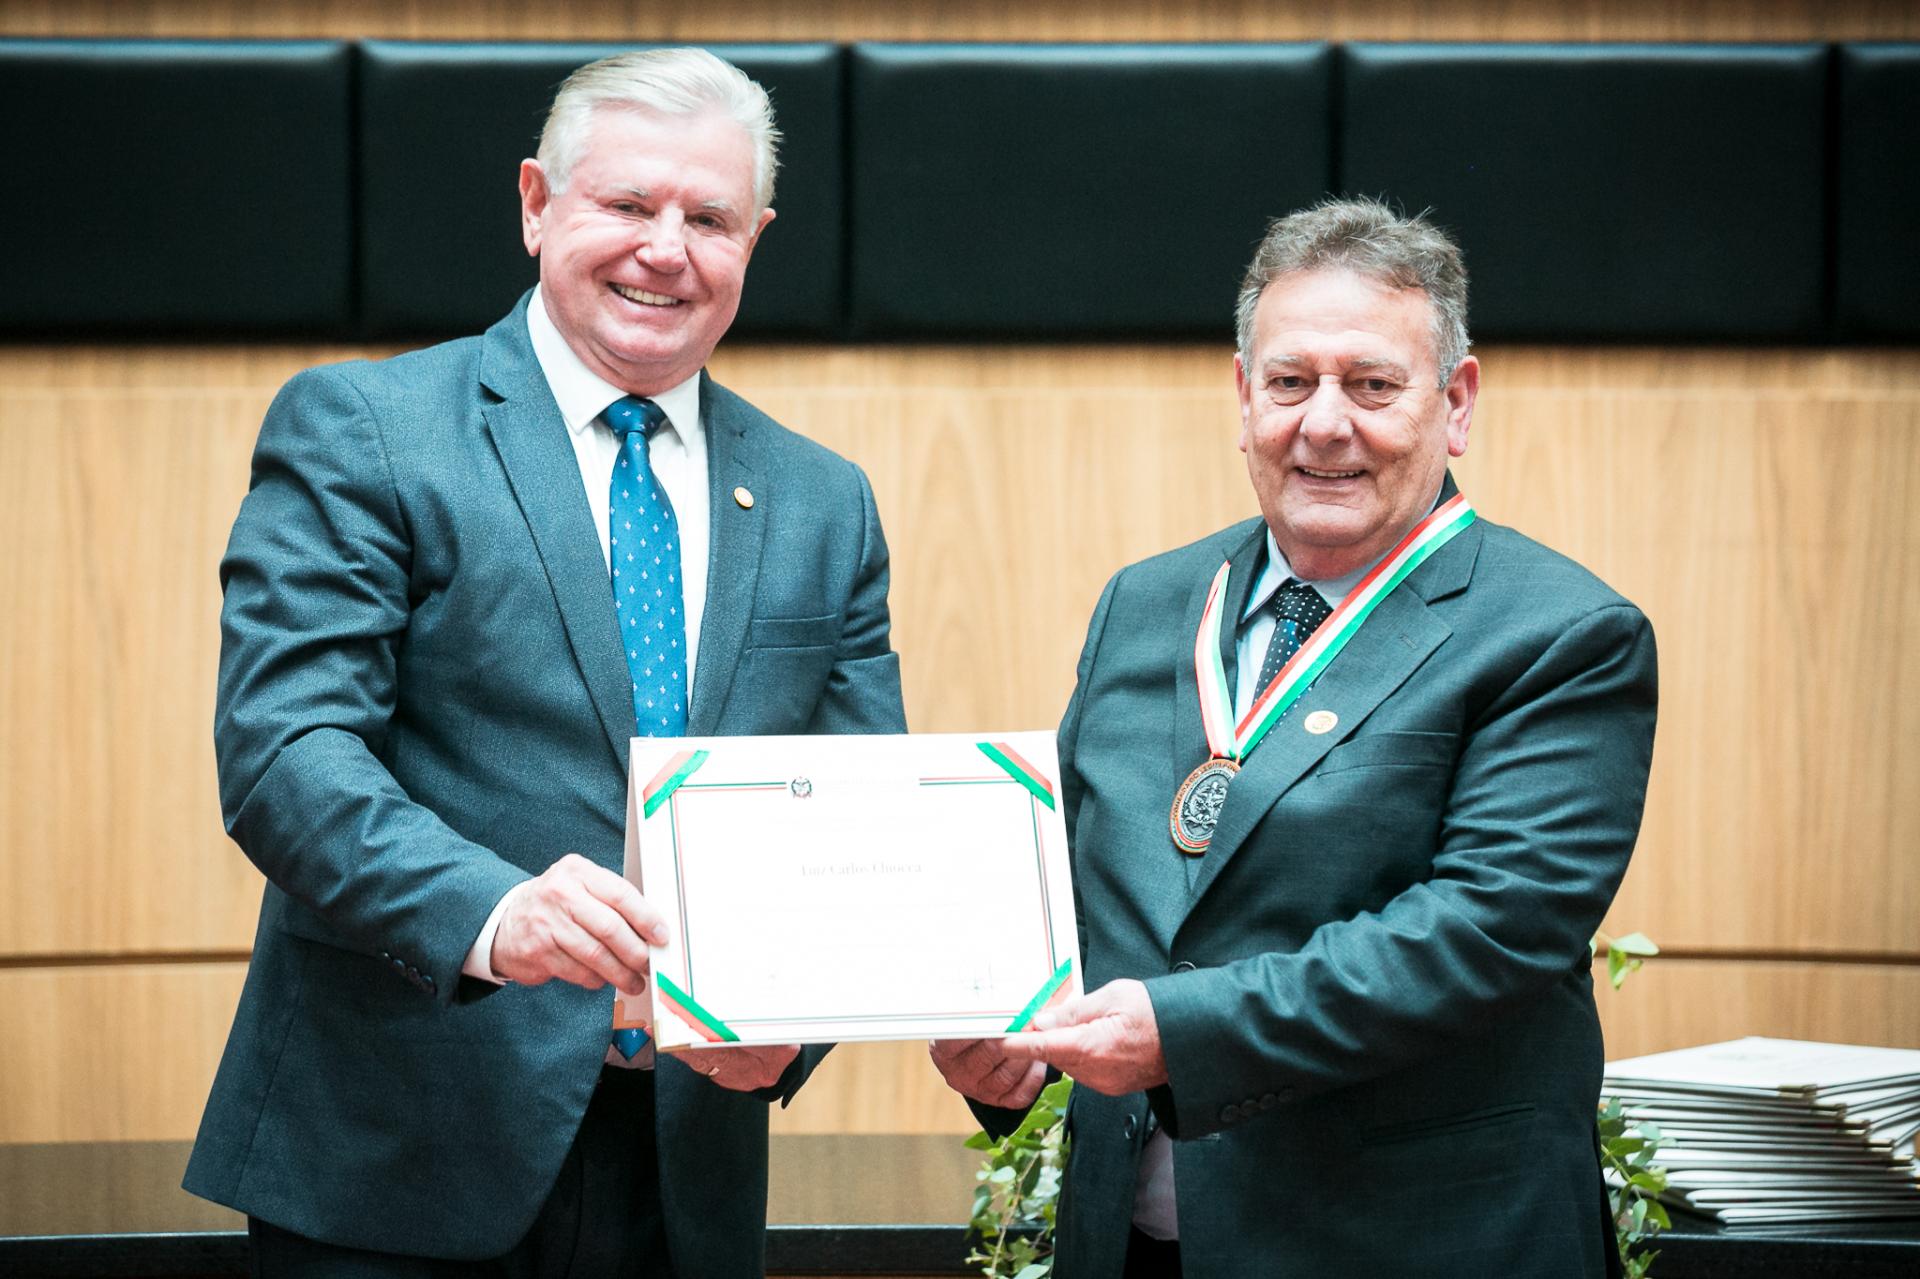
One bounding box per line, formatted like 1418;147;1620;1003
1171;493;1477;855
1171;757;1239;854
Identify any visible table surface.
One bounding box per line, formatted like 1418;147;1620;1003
3;1136;1917;1277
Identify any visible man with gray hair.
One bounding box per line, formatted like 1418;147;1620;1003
934;197;1656;1277
188;48;904;1276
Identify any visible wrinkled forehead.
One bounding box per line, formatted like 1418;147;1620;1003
580;103;757;183
1251;267;1441;368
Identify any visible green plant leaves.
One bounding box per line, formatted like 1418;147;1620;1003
966;1078;1075;1279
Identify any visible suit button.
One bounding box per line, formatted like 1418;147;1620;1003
1122;1113;1137;1139
1259;1093;1277;1110
1220;1104;1241;1123
1171;960;1197;974
422;974;436;994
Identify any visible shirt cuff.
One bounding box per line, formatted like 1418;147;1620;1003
462;881;531;984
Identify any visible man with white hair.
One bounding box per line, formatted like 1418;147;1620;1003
188;48;904;1276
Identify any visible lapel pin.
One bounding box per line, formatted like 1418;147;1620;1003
733;486;755;510
1304;710;1338;736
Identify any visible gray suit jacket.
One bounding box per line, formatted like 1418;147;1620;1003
186;298;905;1271
1050;488;1654;1279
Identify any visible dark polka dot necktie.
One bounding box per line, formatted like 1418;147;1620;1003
604;396;683;1066
1255;579;1334;693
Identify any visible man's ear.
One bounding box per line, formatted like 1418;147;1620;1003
1445;354;1480;458
1234;353;1254;454
743;206;776;261
519;159;551;258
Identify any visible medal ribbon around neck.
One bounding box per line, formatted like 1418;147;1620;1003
1194;492;1477;763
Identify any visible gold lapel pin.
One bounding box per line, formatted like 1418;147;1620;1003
733;486;755;510
1304;710;1338;736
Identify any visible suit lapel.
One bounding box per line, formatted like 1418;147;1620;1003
1164;522;1266;914
688;375;765;734
1185;516;1483;908
478;304;635;771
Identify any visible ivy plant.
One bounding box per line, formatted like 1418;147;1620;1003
965;1075;1073;1279
1594;930;1669;1277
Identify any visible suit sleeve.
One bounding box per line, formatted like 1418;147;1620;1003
215;366;530;1006
1144;602;1657;1139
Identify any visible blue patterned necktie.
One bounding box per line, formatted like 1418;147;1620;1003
605;396;689;739
1256;580;1333;693
604;395;686;1063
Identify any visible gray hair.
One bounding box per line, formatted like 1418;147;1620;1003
536;48;782;212
1234;197;1471;386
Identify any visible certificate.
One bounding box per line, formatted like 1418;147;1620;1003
613;731;1081;1051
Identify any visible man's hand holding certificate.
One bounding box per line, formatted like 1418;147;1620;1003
615;731;1081;1052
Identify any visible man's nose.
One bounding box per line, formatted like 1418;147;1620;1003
635;212;688;271
1299;380;1351;443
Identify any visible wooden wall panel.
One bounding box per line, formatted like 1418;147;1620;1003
0;963;247;1144
1;958;1910;1144
771;1042;980;1137
4;344;1919;960
1595;958;1920;1060
1457;355;1920;956
1;370;284;956
2;344;1917;1141
4;0;1917;41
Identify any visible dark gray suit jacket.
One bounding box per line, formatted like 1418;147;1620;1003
186;298;905;1271
1050;492;1654;1279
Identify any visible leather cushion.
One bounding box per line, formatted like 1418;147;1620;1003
848;43;1335;338
1341;43;1829;341
0;39;352;335
1835;44;1920;340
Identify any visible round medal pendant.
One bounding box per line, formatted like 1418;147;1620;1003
1170;757;1239;855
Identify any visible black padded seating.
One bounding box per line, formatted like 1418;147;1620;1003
848;43;1335;339
1835;45;1920;342
1342;43;1829;342
356;41;844;340
0;39;353;336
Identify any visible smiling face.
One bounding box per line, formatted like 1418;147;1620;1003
519;105;774;396
1235;267;1479;580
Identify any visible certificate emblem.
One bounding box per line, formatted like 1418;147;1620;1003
1170;758;1239;855
789;777;812;798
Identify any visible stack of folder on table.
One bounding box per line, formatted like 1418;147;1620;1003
1602;1037;1920;1227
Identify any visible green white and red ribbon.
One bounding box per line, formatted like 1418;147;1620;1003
1005;958;1077;1033
655;972;740;1043
642;748;710;818
976;740;1057;810
1195;493;1476;761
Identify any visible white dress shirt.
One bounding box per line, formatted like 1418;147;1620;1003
461;287;712;996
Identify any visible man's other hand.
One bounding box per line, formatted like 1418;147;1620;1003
491;853;666;994
998;979;1167;1096
929;1038;1049;1109
683;1044;801;1092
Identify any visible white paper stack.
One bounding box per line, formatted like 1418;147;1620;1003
1602;1037;1920;1227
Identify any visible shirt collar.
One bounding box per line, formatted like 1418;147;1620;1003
1241;482;1446;623
528;285;704;443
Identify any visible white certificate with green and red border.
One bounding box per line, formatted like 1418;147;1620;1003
614;731;1081;1052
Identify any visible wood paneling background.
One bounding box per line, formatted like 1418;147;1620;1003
4;0;1918;40
4;344;1917;1142
2;0;1916;1145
